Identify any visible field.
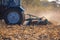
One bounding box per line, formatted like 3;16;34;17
0;0;60;40
0;21;60;40
0;8;60;40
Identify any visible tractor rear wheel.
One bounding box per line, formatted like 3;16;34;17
4;8;24;25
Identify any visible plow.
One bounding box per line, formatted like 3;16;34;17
23;14;49;26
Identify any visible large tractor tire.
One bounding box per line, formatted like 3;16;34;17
4;8;24;25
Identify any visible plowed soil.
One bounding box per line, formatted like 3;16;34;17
0;20;60;40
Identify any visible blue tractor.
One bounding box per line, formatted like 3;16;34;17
0;0;24;25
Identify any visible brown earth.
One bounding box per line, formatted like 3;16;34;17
0;20;60;40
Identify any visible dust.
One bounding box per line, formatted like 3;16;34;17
25;6;60;25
